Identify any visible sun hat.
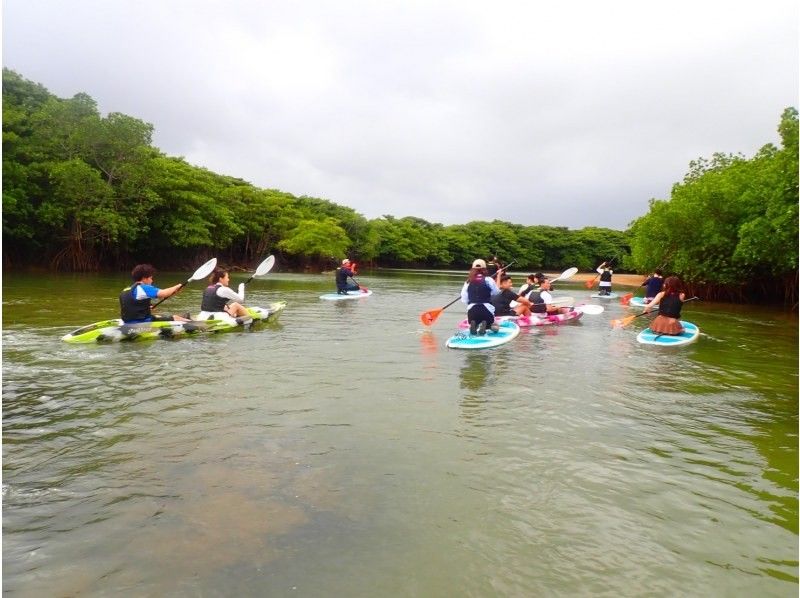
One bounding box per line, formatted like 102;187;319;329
471;259;487;269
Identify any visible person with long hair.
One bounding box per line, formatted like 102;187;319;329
199;267;249;318
643;275;686;335
460;259;501;335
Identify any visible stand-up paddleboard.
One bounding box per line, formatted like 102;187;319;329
591;292;619;299
446;320;520;350
320;289;373;301
627;296;657;309
637;321;699;346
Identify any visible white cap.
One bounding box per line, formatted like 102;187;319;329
471;259;487;269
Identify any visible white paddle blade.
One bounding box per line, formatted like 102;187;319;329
190;258;218;281
553;267;578;282
577;304;605;315
254;255;276;277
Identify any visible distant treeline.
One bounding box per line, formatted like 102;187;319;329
3;69;797;304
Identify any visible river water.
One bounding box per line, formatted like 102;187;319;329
3;270;798;596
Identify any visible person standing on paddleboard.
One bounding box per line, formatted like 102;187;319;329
486;256;503;278
460;259;501;336
198;267;250;318
643;276;686;335
335;259;360;294
119;264;190;323
596;262;613;295
641;269;664;303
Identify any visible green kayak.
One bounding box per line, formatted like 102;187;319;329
62;302;286;344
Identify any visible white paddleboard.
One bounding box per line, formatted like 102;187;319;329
320;290;373;301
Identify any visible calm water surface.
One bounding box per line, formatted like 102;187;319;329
3;270;798;596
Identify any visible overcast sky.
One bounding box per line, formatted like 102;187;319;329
3;0;797;229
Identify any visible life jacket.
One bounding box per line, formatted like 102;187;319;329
659;294;682;318
119;283;152;322
528;289;547;314
600;269;612;282
201;283;229;312
466;275;492;304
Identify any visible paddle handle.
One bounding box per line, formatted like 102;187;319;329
151;281;186;308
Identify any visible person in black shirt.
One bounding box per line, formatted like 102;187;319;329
491;274;533;317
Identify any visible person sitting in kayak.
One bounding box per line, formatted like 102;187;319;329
596;262;613;295
527;277;568;316
336;259;361;294
643;276;686;335
199;267;249;319
492;274;533;317
460;259;501;335
518;273;541;297
119;264;190;324
641;268;664;303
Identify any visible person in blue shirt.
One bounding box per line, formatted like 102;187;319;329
119;264;190;323
641;269;664;302
335;259;361;294
460;259;501;335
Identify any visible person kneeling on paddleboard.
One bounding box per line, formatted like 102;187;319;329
335;259;361;294
643;276;686;335
199;267;249;319
460;259;501;336
120;264;190;324
641;269;664;303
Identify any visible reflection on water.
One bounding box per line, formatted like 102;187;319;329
3;272;798;596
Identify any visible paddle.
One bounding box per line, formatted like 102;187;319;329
610;296;699;329
243;255;275;285
576;304;604;315
420;260;516;326
152;257;218;309
585;258;615;289
549;267;578;284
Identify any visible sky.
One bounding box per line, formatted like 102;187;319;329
3;0;798;230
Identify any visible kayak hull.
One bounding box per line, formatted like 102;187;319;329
446;320;520;349
320;290;372;300
637;321;699;346
458;309;583;328
62;302;286;343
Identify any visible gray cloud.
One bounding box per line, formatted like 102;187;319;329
3;0;797;229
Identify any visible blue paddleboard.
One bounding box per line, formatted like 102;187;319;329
637;321;699;346
628;296;657;309
445;320;520;350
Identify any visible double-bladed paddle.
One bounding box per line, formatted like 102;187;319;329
243;255;276;285
152;257;218;308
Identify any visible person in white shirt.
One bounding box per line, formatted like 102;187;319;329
199;267;249;318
